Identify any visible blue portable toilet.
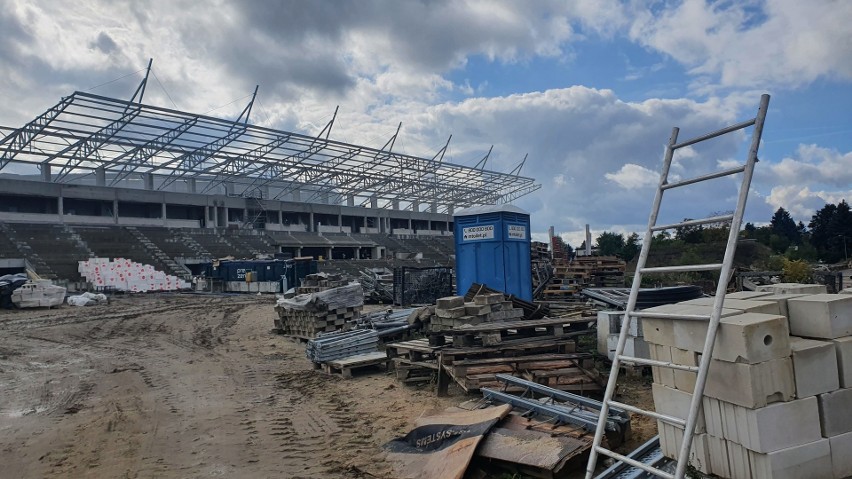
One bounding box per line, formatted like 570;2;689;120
454;204;532;301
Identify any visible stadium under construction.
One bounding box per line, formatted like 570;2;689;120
0;62;540;284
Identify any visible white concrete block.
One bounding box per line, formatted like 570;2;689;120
790;337;839;398
657;421;712;475
841;287;852;295
705;357;795;408
748;439;832;479
682;296;782;315
672;347;698;391
833;336;852;388
649;344;676;388
651;383;705;432
829;431;852;478
726;439;753;479
726;290;774;300
640;303;739;351
752;293;807;319
706;434;731;478
598;310;641;336
663;312;791;364
817;388;852;437
701;396;821;453
596;310;610;356
756;283;828;294
606;334;650;361
788;294;852;339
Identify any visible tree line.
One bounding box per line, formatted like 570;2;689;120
579;200;851;264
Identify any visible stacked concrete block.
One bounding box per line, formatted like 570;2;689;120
597;310;651;362
725;291;774;300
788;294;852;338
644;290;852;478
756;282;828;295
78;257;190;292
790;338;839;397
680;297;782;315
430;293;523;330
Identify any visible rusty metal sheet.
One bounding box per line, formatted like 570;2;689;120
383;404;512;479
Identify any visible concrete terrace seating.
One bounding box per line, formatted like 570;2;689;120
74;226;174;276
183;231;253;259
136;227;201;260
7;223;91;281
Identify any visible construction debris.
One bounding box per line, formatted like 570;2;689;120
11;280;66;308
392;266;454;306
273;283;364;338
383;404;512;479
359;268;394;303
541;256;625;301
67;292;109;307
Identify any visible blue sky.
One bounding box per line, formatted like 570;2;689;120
0;0;850;246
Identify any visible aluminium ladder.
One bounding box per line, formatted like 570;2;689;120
585;94;771;479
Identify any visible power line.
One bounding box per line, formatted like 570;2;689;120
84;68;145;92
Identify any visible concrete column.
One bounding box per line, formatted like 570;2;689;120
309;212;315;232
293;189;301;202
355;247;361;259
58;196;64;218
144;173;154;190
337;213;342;227
412;200;419;213
370;196;378;208
375;216;380;233
113;199;119;224
161;202;167;226
278;209;283;225
430;202;438;214
296;247;302;257
408;217;412;231
347;196;355;207
325;247;333;260
41;164;51;182
392;199;400;210
447;205;454;215
428;220;432;231
187;178;196;193
224;182;234;196
95;167;106;186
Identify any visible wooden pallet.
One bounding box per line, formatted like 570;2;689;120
431;317;574;347
322;352;389;378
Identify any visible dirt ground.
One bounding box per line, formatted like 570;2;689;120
0;293;656;479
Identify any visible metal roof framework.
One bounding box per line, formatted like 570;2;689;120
0;67;540;213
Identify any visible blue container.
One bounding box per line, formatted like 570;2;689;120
454;204;532;301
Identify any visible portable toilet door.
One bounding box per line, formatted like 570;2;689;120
453;204;532;301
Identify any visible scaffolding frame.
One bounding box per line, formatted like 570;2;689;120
0;69;539;213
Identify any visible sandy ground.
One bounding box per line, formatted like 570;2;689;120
0;294;460;479
0;294;656;479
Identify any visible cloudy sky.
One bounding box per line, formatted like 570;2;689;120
1;0;851;245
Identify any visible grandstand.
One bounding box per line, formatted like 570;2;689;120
0;62;539;283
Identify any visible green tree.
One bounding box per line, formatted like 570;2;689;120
595;231;625;257
770;207;800;246
621;233;641;262
809;200;852;262
675;219;704;244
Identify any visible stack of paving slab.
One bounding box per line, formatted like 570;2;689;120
430;293;524;330
78;258;190;292
598;310;650;363
643;282;852;478
274;283;364;338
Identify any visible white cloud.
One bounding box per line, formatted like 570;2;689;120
605;163;659;189
628;0;852;89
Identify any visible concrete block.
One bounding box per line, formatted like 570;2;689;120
788;294;852;339
640;303;740;349
726;439;753;479
682;296;782;315
841;287;852;295
436;295;465;309
464;303;491;316
435;306;466;318
726;290;774;300
705;357;795;408
817;388;852;437
790;337;839;398
598;310;641;336
706;434;731;478
756;282;828;294
829;431;852;478
834;336;852;388
657;421;712;475
701;396;821;453
607;334;650;361
473;293;502;305
648;344;676;388
752;293;807;319
672;347;698;391
656;311;790;364
651;383;705;432
748;438;832;479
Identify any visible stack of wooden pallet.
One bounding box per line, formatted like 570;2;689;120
274;283;364;339
448;353;602;393
541;256;626;301
530;241;549;261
